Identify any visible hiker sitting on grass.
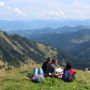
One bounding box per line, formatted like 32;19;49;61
45;58;57;75
46;58;63;78
51;59;63;78
32;68;45;83
42;57;51;73
62;63;77;82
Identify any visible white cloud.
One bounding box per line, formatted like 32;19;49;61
37;9;65;20
14;8;26;16
0;2;5;7
49;11;65;16
7;7;27;16
39;9;65;17
0;1;26;16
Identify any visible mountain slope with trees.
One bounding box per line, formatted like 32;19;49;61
29;28;90;51
71;41;90;61
0;30;79;68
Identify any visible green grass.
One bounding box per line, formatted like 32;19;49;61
0;66;90;90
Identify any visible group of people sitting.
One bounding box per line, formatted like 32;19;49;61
31;57;77;83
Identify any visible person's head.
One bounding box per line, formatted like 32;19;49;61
46;57;51;62
51;58;57;65
65;63;72;70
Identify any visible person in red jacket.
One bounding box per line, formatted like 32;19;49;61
62;63;77;82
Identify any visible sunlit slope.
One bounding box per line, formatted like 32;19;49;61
0;30;76;67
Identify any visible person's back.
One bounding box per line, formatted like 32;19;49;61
42;57;51;73
46;58;57;75
42;61;48;73
62;63;77;82
46;62;55;74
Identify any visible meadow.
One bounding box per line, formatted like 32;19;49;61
0;65;90;90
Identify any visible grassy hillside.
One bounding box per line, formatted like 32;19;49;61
0;30;78;69
0;66;90;90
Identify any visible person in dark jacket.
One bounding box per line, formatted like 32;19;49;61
42;57;51;73
46;58;57;75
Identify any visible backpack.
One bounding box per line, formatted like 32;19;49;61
62;70;73;82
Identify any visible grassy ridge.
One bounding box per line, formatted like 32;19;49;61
0;66;90;90
0;31;76;68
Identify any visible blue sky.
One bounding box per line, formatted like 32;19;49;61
0;0;90;20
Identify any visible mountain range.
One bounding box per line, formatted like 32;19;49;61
8;26;88;38
0;20;90;31
11;27;90;51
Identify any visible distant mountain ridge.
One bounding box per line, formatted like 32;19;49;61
0;20;90;31
27;28;90;51
8;26;89;41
